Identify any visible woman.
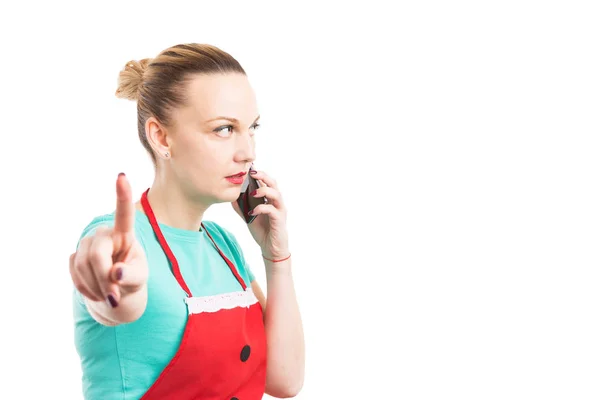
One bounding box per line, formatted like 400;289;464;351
69;43;304;400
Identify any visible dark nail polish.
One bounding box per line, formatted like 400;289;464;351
248;210;254;216
250;190;257;197
118;172;125;177
116;267;123;281
107;294;118;308
250;170;258;175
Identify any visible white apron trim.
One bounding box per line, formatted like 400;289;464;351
184;288;259;315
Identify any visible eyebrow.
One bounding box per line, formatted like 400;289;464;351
207;115;260;124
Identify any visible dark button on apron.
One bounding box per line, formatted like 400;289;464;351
240;344;251;362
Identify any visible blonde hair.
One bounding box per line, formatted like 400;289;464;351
115;43;246;165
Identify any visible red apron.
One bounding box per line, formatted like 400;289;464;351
139;189;267;400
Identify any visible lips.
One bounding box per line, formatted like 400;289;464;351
227;171;247;178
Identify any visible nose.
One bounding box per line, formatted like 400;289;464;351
234;130;256;164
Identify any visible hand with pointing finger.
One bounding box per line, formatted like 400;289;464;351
69;173;148;320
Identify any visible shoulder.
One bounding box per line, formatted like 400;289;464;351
202;220;255;283
202;220;235;241
202;220;243;255
76;212;116;245
77;209;149;241
75;211;145;250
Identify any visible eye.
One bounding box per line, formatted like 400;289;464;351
249;123;260;135
214;125;234;137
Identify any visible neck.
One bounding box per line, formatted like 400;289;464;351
135;173;210;232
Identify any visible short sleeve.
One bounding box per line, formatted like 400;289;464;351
245;256;256;283
228;231;256;284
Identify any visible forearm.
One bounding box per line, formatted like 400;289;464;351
264;257;305;397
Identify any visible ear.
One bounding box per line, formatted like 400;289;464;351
145;116;170;157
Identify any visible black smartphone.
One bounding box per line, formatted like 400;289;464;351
237;169;268;224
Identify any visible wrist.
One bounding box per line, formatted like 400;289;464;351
265;256;292;276
261;251;291;263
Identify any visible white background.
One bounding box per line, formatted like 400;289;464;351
1;1;599;399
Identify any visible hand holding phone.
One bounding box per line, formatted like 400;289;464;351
236;167;268;224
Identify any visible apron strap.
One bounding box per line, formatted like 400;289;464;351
140;188;248;296
202;223;247;291
141;189;193;298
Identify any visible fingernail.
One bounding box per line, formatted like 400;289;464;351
116;267;123;281
250;170;258;175
248;210;254;216
118;172;125;178
250;190;257;197
107;294;118;308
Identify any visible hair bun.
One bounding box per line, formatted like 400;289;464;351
115;58;151;101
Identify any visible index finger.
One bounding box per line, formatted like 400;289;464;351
249;169;278;190
114;173;134;234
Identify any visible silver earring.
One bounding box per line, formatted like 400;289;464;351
164;151;170;158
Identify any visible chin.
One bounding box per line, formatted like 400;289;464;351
214;187;243;204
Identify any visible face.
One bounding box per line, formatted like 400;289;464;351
155;73;260;204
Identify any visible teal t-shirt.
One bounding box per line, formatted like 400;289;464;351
72;208;256;400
